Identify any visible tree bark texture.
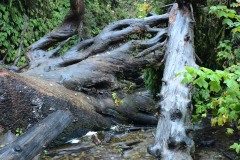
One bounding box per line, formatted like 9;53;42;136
24;14;169;94
0;1;200;159
0;3;171;138
0;67;157;145
0;110;73;160
147;4;198;160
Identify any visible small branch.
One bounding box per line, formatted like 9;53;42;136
135;42;165;58
62;38;94;59
189;4;196;23
160;3;174;9
194;52;203;64
1;53;8;64
153;51;167;68
48;37;73;58
7;63;28;72
13;15;28;66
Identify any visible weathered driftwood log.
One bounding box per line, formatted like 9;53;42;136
148;3;198;159
0;110;73;160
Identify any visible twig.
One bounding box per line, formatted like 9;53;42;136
222;151;233;160
194;52;203;64
48;37;73;58
135;43;164;58
1;53;8;64
160;3;174;9
8;63;28;72
13;14;28;66
189;4;196;23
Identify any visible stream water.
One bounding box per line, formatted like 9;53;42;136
41;124;239;160
0;123;238;160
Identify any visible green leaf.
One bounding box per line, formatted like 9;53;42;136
217;117;224;126
201;90;210;100
186;66;195;74
207;73;221;82
226;128;234;135
194;77;208;89
230;143;240;153
216;11;228;18
229;111;238;121
223;18;233;26
209;6;217;13
209;81;221;92
224;79;239;89
202;113;207;118
218;107;227;114
182;73;193;83
227;12;235;19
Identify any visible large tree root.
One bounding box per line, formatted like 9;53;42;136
24;14;169;94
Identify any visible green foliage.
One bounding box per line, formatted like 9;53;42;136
217;40;240;67
15;127;23;136
230;143;240;153
182;0;240;153
209;2;240;68
144;68;163;95
0;0;70;65
183;65;240;152
183;66;239;150
136;1;152;18
183;66;239;123
83;0;133;37
193;0;239;69
112;92;124;107
210;3;240;34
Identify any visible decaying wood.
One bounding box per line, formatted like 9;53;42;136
0;12;169;138
0;67;157;144
147;3;198;159
0;110;73;160
23;14;169;95
0;1;201;158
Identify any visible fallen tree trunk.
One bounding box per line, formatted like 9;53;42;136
148;3;198;159
0;110;73;160
0;1;200;158
0;67;157;145
0;4;169;142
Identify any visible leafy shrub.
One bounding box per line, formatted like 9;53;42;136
182;1;240;153
0;0;70;65
0;0;137;65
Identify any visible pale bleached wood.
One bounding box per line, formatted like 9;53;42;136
148;3;198;159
